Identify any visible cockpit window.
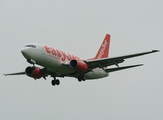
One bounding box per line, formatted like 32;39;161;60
25;44;36;48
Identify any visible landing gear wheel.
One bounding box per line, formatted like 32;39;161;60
81;76;86;81
78;76;82;82
51;80;56;86
78;76;86;82
51;79;60;86
56;79;60;85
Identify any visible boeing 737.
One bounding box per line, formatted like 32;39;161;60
4;34;159;86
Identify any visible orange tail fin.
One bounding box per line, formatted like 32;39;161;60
94;34;110;59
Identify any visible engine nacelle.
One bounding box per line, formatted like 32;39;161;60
25;66;42;79
70;59;88;72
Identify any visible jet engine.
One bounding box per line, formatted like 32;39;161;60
70;59;88;72
25;66;42;79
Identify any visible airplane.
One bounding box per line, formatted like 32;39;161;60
4;34;159;86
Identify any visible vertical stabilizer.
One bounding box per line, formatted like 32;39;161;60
94;34;110;59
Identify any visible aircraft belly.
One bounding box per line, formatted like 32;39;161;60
58;66;75;74
84;70;108;79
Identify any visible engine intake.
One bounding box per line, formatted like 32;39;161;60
25;66;42;79
70;59;88;72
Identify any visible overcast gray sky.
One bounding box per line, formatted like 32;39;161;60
0;0;163;120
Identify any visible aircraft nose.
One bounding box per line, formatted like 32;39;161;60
21;47;30;58
21;48;26;55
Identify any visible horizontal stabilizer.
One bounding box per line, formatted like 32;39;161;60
105;64;143;73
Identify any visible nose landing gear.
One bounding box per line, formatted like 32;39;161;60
27;59;36;66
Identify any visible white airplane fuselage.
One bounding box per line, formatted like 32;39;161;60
4;34;159;86
21;43;108;80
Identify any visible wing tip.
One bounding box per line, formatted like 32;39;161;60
152;50;160;52
131;64;144;67
3;73;7;76
137;64;143;66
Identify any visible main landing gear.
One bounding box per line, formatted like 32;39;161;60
51;78;60;86
78;76;86;82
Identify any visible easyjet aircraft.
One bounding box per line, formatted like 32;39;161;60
4;34;159;86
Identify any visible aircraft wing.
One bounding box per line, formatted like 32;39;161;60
3;68;66;78
4;72;25;76
85;50;159;69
